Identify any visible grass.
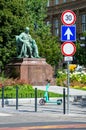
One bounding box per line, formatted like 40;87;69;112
0;85;63;98
71;86;86;91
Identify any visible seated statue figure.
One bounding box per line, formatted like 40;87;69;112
16;27;40;58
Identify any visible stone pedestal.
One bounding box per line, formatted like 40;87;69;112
6;58;55;85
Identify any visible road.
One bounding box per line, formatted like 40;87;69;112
0;102;86;130
0;122;86;130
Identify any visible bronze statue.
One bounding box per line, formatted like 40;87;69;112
16;27;40;58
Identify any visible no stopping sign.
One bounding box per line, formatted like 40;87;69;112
61;41;76;56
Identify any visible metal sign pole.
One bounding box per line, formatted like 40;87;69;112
61;10;76;114
67;61;70;114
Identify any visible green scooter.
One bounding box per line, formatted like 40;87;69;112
39;81;62;105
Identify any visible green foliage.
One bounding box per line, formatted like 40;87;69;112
75;41;86;67
0;0;86;70
56;71;67;87
0;0;29;69
72;86;86;91
0;84;62;98
25;0;62;66
0;0;62;71
56;70;86;88
70;72;86;85
0;0;62;72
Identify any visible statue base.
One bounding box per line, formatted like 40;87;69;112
6;58;55;85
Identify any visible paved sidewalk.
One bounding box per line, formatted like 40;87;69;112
0;86;86;127
0;103;86;124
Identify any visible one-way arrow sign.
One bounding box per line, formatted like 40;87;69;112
64;28;73;40
61;25;76;41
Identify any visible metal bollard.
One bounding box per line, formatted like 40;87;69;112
16;86;18;110
2;86;4;108
35;88;37;112
63;88;66;114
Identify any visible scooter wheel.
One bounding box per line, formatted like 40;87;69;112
39;99;45;105
57;99;62;105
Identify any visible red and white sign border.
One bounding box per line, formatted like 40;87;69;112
61;10;76;26
61;41;76;56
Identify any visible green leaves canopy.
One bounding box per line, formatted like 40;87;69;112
26;0;62;66
0;0;62;70
0;0;29;68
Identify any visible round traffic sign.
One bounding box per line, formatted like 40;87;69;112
61;41;76;56
61;10;76;26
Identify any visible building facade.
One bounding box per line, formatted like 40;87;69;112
46;0;86;41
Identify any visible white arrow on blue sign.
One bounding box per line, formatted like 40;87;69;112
61;25;76;41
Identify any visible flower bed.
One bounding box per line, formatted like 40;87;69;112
56;68;86;90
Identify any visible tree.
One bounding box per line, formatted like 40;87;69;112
26;0;62;67
0;0;62;71
0;0;29;69
75;41;86;67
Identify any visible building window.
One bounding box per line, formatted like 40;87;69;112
54;0;59;5
63;0;66;3
53;19;59;36
81;14;86;32
46;21;50;26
